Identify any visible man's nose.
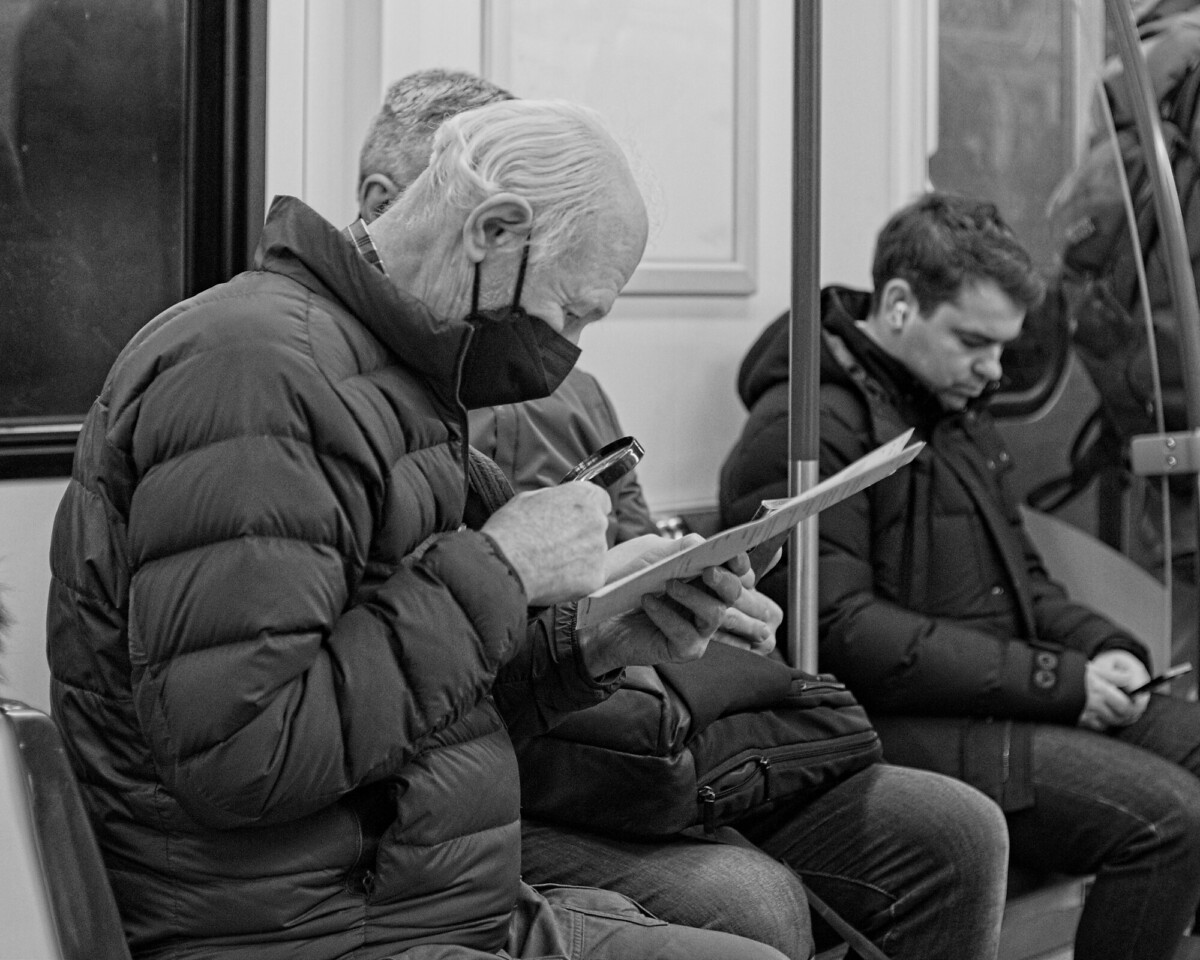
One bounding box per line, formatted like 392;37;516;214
973;347;1003;382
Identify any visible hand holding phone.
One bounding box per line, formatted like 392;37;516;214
1125;662;1193;697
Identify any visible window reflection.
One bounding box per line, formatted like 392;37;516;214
0;0;185;422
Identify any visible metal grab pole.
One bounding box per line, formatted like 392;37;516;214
1106;0;1200;673
787;0;821;672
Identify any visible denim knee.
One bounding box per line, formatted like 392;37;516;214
1137;772;1200;880
662;833;812;960
874;766;1009;888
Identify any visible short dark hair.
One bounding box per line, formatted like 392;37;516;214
358;69;515;189
870;192;1045;316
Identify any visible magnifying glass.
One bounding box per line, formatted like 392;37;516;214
560;436;645;489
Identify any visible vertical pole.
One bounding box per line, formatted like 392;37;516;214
787;0;822;672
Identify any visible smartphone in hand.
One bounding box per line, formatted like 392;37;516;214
1126;663;1193;697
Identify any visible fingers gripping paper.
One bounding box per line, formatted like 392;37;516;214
574;430;923;629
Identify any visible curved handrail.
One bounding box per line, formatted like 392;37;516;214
1105;0;1200;670
1104;0;1200;427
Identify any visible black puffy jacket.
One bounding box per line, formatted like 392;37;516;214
720;287;1148;807
47;197;610;960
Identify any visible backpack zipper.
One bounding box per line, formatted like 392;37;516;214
696;730;880;832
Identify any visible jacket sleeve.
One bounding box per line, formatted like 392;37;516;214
588;383;658;543
491;603;623;736
1021;529;1151;667
611;471;658;543
123;326;529;830
816;387;1089;722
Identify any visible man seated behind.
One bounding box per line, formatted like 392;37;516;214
720;191;1200;960
356;71;1014;960
47;98;786;960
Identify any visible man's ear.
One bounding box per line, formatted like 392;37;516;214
462;193;534;263
358;174;400;224
881;278;916;329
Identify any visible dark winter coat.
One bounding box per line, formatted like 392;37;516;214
47;197;612;960
720;286;1149;808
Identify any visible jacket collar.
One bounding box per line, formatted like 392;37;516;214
253;196;472;406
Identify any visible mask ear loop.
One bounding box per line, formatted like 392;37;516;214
470;257;483;315
511;235;532;307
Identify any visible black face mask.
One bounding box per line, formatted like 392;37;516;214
458;243;581;409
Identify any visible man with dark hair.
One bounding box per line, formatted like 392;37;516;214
721;190;1200;960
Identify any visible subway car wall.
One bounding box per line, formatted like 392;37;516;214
0;0;1153;714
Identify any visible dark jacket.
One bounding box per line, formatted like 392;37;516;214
720;286;1149;808
47;197;613;960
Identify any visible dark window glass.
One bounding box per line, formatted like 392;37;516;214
0;0;186;422
930;0;1078;269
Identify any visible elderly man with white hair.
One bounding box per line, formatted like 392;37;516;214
47;99;783;960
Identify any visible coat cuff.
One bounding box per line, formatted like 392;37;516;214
1093;635;1153;671
554;603;624;695
995;640;1088;721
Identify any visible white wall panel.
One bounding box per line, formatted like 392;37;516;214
0;479;65;711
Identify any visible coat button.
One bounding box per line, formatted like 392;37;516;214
990;584;1005;596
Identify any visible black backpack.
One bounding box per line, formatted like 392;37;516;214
1029;1;1200;509
514;641;882;838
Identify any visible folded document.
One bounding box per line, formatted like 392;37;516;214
574;429;923;629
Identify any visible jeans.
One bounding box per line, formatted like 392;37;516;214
389;881;790;960
1000;694;1200;960
521;764;1009;960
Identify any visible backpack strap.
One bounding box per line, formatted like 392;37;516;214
805;885;893;960
685;826;894;960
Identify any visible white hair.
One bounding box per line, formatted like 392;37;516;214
404;99;640;264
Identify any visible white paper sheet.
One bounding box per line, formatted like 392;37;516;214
574;430;922;629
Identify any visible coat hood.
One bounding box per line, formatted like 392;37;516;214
735;288;876;410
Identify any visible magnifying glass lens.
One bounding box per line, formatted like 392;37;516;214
560;436;645;488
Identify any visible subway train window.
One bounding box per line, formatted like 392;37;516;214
931;0;1110;535
0;0;264;478
932;0;1100;269
0;1;186;425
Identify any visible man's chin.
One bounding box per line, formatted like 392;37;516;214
938;392;971;411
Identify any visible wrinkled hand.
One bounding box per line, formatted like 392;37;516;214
481;484;611;606
713;584;781;656
579;547;751;676
603;533;705;584
1078;650;1151;731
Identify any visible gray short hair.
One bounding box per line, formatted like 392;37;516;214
358;68;514;190
408;99;637;265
